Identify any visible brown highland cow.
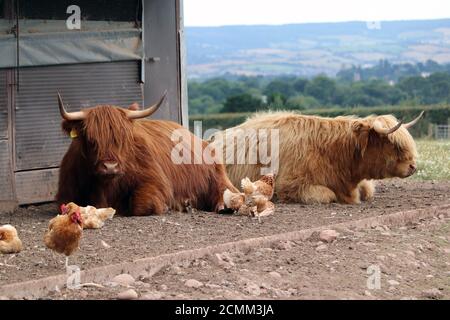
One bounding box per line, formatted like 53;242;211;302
56;92;237;215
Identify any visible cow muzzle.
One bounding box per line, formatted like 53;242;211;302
100;161;120;176
407;164;417;177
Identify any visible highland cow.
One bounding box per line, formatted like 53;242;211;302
212;111;423;204
56;92;237;215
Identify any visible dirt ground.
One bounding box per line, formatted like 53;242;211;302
47;213;450;300
0;179;449;299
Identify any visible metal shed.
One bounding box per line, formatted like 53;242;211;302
0;0;187;212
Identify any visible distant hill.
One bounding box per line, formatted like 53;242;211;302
186;19;450;79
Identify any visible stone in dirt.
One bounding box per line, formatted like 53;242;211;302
388;286;397;292
205;283;221;289
319;230;339;243
387;280;400;286
269;271;282;279
134;280;149;287
272;288;290;298
117;289;138;300
213;252;235;269
171;265;183;274
101;240;111;249
140;291;163;300
273;241;294;250
316;244;328;252
421;288;443;300
185;279;204;288
112;273;135;286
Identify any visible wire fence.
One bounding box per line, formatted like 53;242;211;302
435;125;449;139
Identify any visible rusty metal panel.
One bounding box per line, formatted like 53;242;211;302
0;69;7;138
14;61;142;171
0;140;14;202
15;168;59;205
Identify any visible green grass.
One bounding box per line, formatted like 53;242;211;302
415;139;450;181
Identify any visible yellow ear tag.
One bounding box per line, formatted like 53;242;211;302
70;128;78;139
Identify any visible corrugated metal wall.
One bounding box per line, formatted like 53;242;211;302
0;69;14;204
15;61;142;171
0;140;14;203
0;0;186;208
0;70;7;138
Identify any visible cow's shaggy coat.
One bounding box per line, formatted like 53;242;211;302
213;111;419;204
57;105;237;215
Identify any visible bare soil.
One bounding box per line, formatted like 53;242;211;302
48;213;450;300
0;179;449;299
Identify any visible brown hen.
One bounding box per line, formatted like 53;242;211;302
44;202;83;263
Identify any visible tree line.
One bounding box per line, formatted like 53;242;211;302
188;60;450;115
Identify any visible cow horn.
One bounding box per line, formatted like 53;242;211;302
125;91;167;119
403;111;425;129
57;92;86;121
373;120;403;135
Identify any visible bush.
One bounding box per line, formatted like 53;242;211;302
222;93;264;113
286;95;320;110
189;105;450;138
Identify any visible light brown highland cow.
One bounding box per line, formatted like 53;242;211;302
212;111;423;204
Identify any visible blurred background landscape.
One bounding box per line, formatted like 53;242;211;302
186;19;450;122
184;2;450;180
187;19;450;79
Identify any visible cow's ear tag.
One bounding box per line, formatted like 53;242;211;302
70;128;78;139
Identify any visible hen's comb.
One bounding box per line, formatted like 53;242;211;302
60;203;68;214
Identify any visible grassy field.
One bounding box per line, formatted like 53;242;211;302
415;139;450;180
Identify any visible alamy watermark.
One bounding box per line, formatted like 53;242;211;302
66;264;81;290
171;121;280;176
366;21;381;30
367;264;381;290
66;5;81;30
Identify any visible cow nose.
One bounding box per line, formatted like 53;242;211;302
103;162;118;171
409;164;417;173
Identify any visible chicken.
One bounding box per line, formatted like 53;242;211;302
237;203;256;216
0;225;23;254
224;174;276;218
241;173;276;200
252;195;275;217
44;202;83;265
223;188;246;212
79;205;116;229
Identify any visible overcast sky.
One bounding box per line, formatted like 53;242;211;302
184;0;449;26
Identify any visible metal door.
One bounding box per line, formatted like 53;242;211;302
14;61;142;171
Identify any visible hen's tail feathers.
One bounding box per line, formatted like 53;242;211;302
96;208;116;221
